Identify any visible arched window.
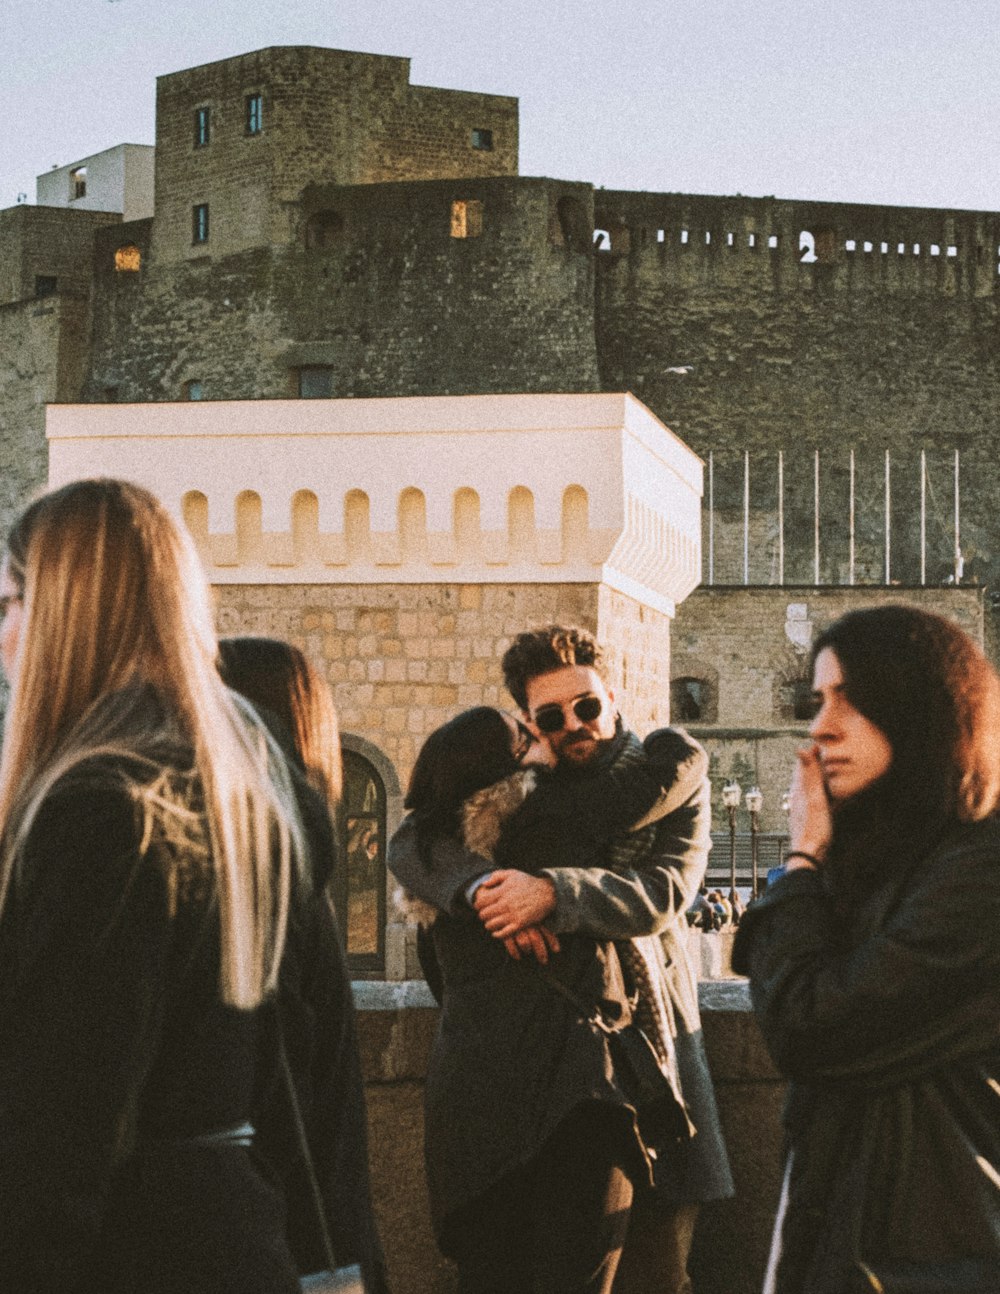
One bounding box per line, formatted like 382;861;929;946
337;750;387;972
670;676;708;722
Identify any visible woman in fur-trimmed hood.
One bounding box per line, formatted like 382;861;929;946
388;705;726;1294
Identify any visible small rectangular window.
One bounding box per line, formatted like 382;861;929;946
194;106;210;148
192;203;210;245
69;166;87;200
450;199;483;239
35;275;58;297
298;367;333;399
245;93;263;135
471;128;493;151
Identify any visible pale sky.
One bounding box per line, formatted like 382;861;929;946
5;0;1000;214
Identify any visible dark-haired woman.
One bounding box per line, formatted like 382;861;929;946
219;636;388;1294
734;606;1000;1293
389;706;721;1294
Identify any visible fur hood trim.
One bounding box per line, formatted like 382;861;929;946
461;769;535;862
394;887;440;929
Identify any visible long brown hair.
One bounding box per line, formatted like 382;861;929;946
0;479;303;1008
218;636;342;805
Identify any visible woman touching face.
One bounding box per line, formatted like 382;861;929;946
809;647;893;801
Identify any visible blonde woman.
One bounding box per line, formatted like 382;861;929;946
0;480;307;1292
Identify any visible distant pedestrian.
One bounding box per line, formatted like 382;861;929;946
734;606;1000;1293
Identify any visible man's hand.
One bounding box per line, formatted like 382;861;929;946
474;870;557;937
502;925;561;963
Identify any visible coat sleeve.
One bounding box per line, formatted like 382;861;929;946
0;778;170;1283
731;833;1000;1085
541;777;712;939
387;816;492;916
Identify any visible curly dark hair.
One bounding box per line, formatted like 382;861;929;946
501;624;607;710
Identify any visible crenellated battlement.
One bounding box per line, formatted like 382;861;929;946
46;393;702;615
594;191;1000;297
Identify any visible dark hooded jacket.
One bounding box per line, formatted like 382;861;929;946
733;816;1000;1294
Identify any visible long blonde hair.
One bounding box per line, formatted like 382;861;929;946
0;478;303;1009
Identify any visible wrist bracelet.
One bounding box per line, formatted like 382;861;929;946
785;850;823;867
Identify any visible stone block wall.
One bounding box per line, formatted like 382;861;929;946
213;579;678;792
210;579;597;781
153;47;517;264
86;177;600;402
0;292;98;539
594;190;1000;586
0;205;121;307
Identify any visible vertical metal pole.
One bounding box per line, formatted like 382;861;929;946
814;449;820;585
954;448;961;583
743;449;750;585
920;449;927;586
885;450;891;585
778;450;784;585
708;451;714;586
849;448;855;585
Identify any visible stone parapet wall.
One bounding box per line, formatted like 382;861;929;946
357;980;784;1294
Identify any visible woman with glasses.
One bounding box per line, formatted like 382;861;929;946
389;705;706;1294
734;606;1000;1293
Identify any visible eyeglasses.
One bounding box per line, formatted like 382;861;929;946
511;720;535;763
532;694;604;734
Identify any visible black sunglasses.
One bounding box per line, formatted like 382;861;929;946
532;694;603;734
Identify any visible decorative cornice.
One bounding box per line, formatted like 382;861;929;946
47;392;702;610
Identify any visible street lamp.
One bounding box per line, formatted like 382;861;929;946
779;789;791;868
721;781;741;915
746;785;763;898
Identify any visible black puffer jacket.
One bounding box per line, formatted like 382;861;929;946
733;817;1000;1294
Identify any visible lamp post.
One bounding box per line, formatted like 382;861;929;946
721;781;741;914
746;785;763;898
779;790;791;867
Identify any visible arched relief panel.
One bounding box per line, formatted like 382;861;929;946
398;488;428;563
182;490;209;549
235;490;264;565
344;490;372;564
561;485;590;564
292;489;319;563
454;488;482;561
508;486;536;562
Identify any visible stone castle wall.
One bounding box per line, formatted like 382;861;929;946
593;191;1000;585
85;177;600;402
152;47;517;264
